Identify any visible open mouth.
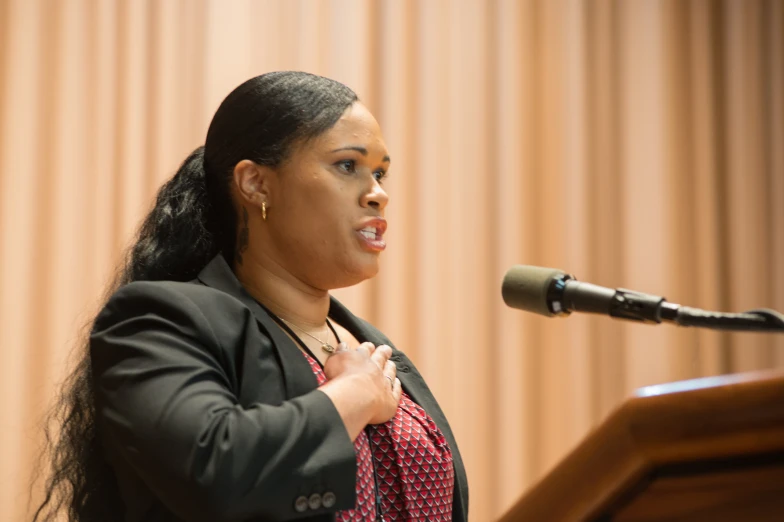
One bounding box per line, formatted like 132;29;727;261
356;222;386;252
359;226;380;240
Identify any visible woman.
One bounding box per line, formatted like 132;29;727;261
34;71;468;522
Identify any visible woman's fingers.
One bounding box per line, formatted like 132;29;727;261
370;344;392;368
355;342;374;357
379;350;397;393
392;377;402;400
383;359;396;381
336;342;396;387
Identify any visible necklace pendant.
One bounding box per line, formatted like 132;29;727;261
321;343;335;354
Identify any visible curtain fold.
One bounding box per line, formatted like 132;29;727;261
1;1;782;520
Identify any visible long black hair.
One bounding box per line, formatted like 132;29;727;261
33;71;358;522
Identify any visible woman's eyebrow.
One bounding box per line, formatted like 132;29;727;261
331;146;390;163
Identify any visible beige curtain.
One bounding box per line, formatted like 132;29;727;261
2;0;782;520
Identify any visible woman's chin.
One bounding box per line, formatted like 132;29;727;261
359;261;381;281
330;258;381;289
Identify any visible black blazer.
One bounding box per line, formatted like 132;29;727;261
90;254;469;522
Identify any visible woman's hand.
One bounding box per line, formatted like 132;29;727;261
319;342;402;440
325;342;402;424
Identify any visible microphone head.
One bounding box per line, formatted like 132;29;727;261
502;265;566;317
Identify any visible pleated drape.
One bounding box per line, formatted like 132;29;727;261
1;1;782;520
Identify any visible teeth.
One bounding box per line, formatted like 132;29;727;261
359;226;377;240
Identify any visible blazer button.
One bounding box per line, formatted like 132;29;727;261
322;491;336;508
308;493;322;510
294;496;309;513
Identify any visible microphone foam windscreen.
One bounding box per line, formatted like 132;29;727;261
501;265;565;317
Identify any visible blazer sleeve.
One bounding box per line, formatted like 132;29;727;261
90;281;357;522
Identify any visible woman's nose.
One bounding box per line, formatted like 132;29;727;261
361;179;389;211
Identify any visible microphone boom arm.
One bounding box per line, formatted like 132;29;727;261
544;272;784;333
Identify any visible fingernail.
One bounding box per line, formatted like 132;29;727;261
337;342;348;352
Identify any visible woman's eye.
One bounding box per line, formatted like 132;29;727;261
337;160;356;172
374;170;387;183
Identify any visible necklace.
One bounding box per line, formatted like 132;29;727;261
281;317;341;355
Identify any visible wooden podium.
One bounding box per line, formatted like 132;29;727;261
499;369;784;521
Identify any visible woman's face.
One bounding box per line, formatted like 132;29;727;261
264;101;391;290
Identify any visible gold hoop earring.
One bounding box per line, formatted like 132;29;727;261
262;201;267;221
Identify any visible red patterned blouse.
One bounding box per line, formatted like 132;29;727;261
301;351;455;521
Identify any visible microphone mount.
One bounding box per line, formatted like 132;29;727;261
537;270;784;333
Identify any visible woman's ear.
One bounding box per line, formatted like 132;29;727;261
232;159;273;207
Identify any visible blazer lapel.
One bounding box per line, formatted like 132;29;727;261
328;298;469;521
195;254;318;400
327;299;426;406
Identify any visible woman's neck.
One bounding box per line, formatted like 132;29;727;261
233;249;330;329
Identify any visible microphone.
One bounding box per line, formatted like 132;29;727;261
501;265;784;332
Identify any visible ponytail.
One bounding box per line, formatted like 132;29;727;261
122;145;225;285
